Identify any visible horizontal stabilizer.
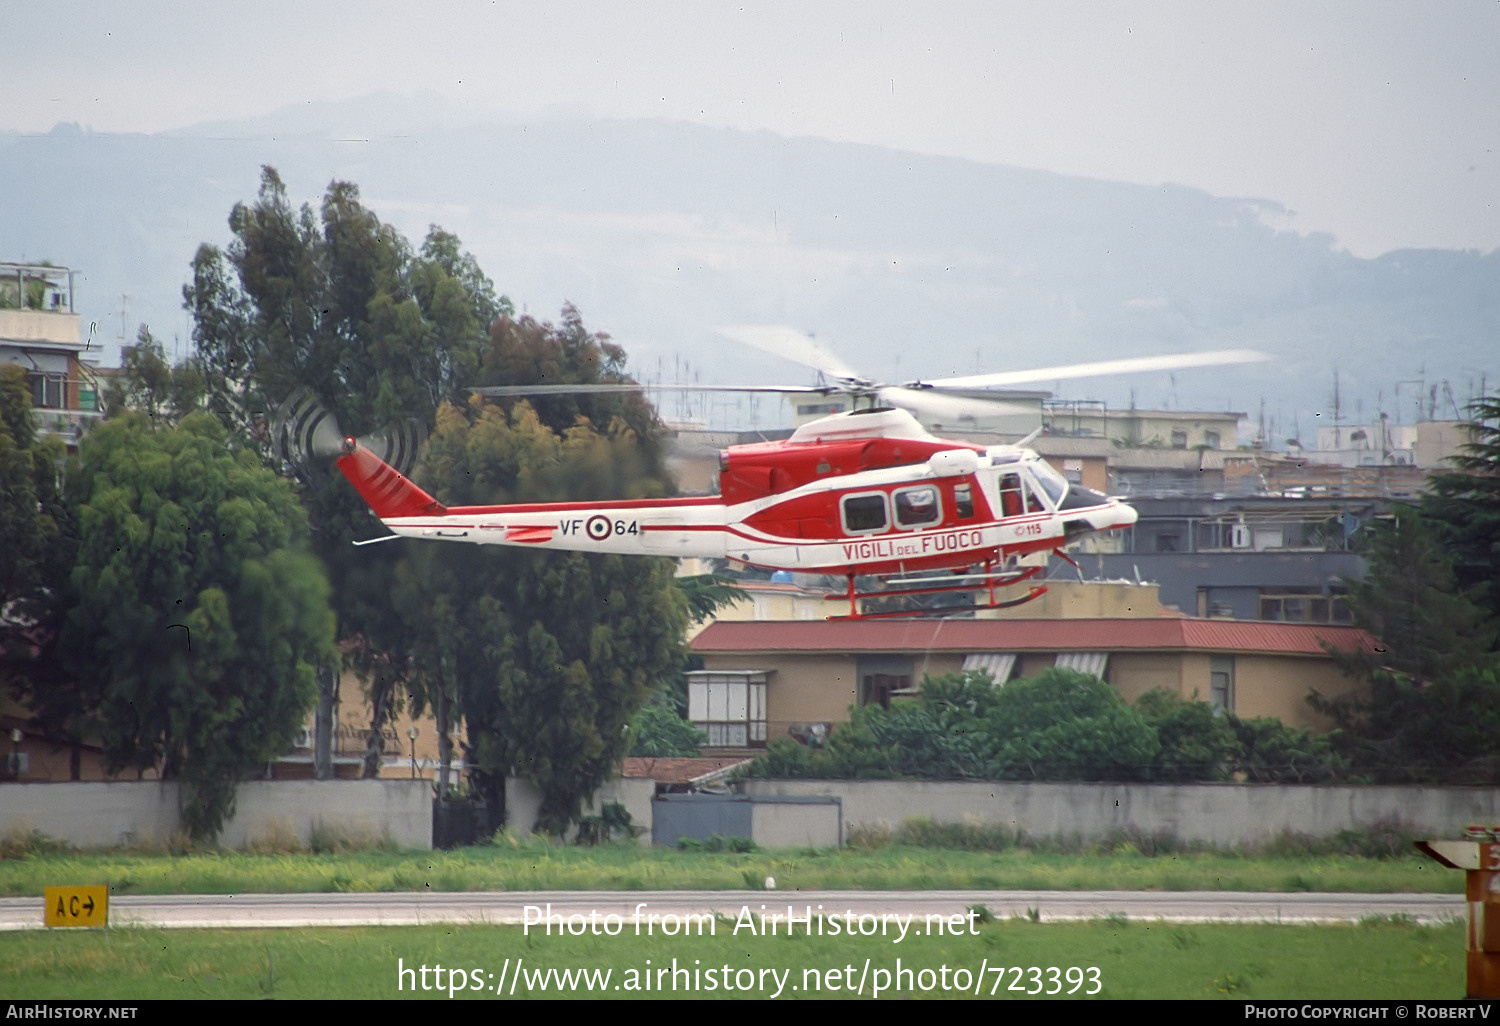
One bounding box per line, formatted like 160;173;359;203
504;525;556;544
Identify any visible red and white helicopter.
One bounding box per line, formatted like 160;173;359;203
333;329;1265;619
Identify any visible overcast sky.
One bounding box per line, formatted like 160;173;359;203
8;1;1499;258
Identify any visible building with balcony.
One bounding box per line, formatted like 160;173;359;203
0;262;102;447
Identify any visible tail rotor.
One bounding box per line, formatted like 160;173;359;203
270;388;428;480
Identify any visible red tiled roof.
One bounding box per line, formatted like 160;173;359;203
620;756;751;784
691;618;1377;658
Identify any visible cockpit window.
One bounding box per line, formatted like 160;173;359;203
1027;458;1068;508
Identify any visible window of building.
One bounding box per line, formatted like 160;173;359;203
1258;591;1350;624
856;656;915;709
1209;656;1234;714
1055;652;1109;680
860;674;909;709
841;492;888;534
29;372;66;409
1171;430;1189;449
893;486;942;529
1204;431;1221;449
961;652;1016;683
687;671;769;748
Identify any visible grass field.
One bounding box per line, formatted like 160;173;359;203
1;828;1472;1000
0;838;1458;898
0;917;1467;1000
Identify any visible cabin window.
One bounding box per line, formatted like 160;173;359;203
893;486;942;529
841;492;888;534
999;474;1025;517
953;483;975;519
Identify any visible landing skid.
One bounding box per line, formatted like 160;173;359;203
825;565;1046;620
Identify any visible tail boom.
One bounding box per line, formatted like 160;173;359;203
334;439;728;557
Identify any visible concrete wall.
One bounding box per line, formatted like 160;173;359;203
751;797;842;848
741;779;1500;847
983;580;1164;620
0;780;432;849
504;776;655;844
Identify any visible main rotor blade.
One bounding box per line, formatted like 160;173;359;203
717;325;862;381
920;349;1271;390
471;382;832;398
878;386;1037;424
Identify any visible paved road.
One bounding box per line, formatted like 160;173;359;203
0;889;1464;930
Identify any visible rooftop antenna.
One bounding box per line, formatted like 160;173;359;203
1338;369;1350;450
117;294;132;346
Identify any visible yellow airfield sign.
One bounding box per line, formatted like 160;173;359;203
44;885;108;928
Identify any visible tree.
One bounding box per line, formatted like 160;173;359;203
1226;715;1346;784
628;698;708;757
105;326;204;424
744;669;1162;783
49;413;335;838
1424;395;1500;628
983;668;1159;781
396;397;689;832
1135;689;1239;782
183;167;508;777
1313;509;1500;782
183;170;692;821
0;365;66;624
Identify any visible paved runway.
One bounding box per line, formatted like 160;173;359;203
0;889;1465;930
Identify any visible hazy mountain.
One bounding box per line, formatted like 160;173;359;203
3;93;1495;435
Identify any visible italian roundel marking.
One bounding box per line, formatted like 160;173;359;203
586;515;613;541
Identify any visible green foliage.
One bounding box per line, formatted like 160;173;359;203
1315;507;1500;783
674;572;747;622
745;669;1353;784
1136;689;1239;781
984;669;1159;781
1334;510;1496;685
1226;715;1346;784
629;698;708;757
184;167;513;778
106;326;205;424
1424;395;1500;624
1316;665;1500;783
48;414;334;839
677;834;758;853
745;736;818;778
398;395;688;834
0;365;66;623
574;802;641;846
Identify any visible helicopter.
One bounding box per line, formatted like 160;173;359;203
331;329;1266;619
